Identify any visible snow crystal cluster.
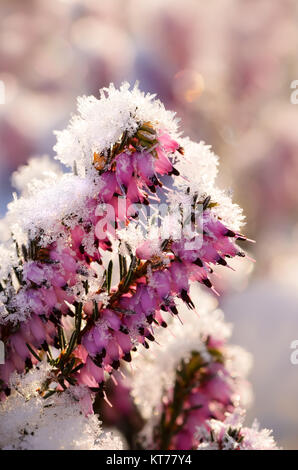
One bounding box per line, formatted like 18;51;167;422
0;363;124;450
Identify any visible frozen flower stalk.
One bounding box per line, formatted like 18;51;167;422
130;285;254;450
0;83;276;450
196;409;279;450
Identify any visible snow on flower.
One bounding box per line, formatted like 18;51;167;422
0;363;124;450
11;155;63;197
196;408;279;450
54;82;179;175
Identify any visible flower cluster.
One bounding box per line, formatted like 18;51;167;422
0;83;276;450
0;83;247;406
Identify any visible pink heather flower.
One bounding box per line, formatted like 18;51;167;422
115;152;134;191
202;363;234;406
153;348;240;450
10;334;30;361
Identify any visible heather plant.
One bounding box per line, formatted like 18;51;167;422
0;83;278;450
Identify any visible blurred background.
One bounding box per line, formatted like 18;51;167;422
0;0;298;449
